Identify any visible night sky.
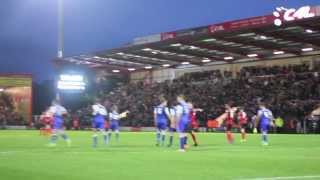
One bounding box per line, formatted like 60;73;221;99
0;0;319;81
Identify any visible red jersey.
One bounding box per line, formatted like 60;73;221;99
237;111;247;124
41;114;52;125
225;108;237;125
190;111;199;128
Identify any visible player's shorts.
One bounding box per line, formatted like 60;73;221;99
110;120;119;131
157;122;167;131
53;117;63;130
226;123;233;131
239;123;247;129
177;121;191;133
260;123;269;132
169;127;176;132
191;122;199;130
92;120;105;130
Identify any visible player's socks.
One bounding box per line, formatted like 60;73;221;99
61;134;71;146
61;134;68;140
103;134;109;144
179;137;185;150
262;133;268;144
115;133;119;142
161;134;165;146
92;134;98;147
156;132;161;146
226;131;234;144
241;132;246;142
190;132;198;146
108;132;112;141
168;135;173;147
50;134;58;145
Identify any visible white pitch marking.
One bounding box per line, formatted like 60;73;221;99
238;175;320;180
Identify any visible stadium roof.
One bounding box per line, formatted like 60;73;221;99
56;5;320;73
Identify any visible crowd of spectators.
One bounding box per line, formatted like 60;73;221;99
0;93;24;127
69;63;320;133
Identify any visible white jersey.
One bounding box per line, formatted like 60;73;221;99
109;111;120;121
49;105;67;116
92;103;107;116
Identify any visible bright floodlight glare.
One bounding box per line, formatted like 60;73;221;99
273;51;285;55
57;81;85;90
162;64;170;67
0;88;4;92
302;47;314;52
305;29;313;33
247;54;258;58
181;62;190;65
170;43;182;47
112;70;120;73
202;38;216;42
202;59;211;63
260;35;267;40
144;66;152;69
60;74;83;82
142;48;152;51
224;56;234;60
128;68;136;71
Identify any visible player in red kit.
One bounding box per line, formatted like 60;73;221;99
40;108;53;136
237;107;248;142
224;103;237;144
188;102;203;146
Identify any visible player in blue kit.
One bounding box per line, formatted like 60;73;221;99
108;105;129;143
48;100;71;147
154;96;170;146
175;94;191;152
92;99;108;147
167;99;177;147
255;103;274;146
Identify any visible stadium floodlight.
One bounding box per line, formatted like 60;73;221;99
301;47;313;52
144;66;152;69
202;38;216;42
112;70;120;73
128;68;136;71
116;52;125;55
162;64;170;67
273;51;285;55
259;35;267;40
181;62;190;65
202;59;211;63
60;75;83;82
224;56;234;60
170;43;182;47
189;46;199;50
58;74;85;90
57;81;85;90
247;54;258;58
305;29;313;33
142;48;152;51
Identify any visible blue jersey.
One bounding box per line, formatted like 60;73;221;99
258;108;273;125
49;105;67;129
154;105;168;124
176;101;190;123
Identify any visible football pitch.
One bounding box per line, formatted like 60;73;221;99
0;131;319;180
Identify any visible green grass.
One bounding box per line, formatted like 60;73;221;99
0;130;320;180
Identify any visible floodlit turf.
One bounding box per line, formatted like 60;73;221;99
0;131;320;180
